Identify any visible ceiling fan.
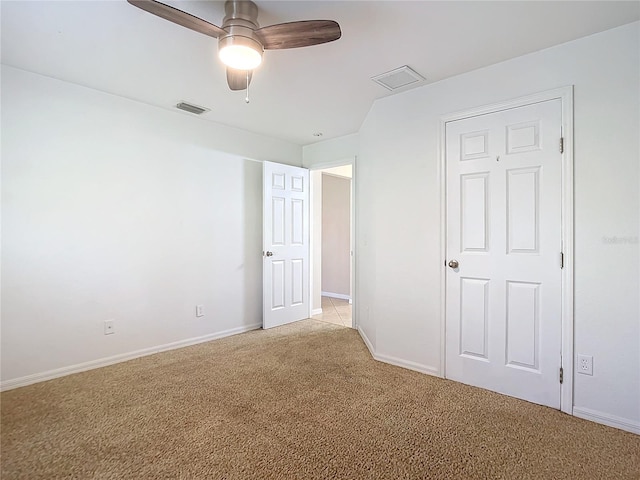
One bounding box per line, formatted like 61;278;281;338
127;0;342;93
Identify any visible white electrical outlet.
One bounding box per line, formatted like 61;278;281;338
195;305;204;317
104;319;115;335
577;354;593;375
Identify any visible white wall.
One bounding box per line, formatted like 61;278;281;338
321;174;351;297
1;66;302;387
308;22;640;431
303;133;359;169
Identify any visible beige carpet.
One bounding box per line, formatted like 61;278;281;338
1;320;638;479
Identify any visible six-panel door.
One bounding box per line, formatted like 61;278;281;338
445;100;563;408
263;161;310;329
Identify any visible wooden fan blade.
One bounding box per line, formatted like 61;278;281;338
127;0;226;38
255;20;341;50
227;68;253;91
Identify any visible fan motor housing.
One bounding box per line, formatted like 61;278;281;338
218;31;264;57
223;0;259;25
219;0;264;56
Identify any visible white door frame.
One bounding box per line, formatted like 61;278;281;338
438;87;574;414
309;156;357;328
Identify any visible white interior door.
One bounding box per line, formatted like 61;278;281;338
263;161;310;329
445;99;563;408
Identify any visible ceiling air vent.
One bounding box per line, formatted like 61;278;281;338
371;65;425;91
176;102;209;115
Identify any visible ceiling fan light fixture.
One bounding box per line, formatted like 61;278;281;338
219;35;263;70
127;0;341;91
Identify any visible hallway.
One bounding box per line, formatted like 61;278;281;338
311;296;352;328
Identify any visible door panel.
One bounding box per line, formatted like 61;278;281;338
507;168;539;253
272;197;285;245
263;161;310;329
445;99;562;408
461;173;489;252
291;259;304;306
460;277;489;360
291;199;304;245
271;260;285;310
506;280;540;370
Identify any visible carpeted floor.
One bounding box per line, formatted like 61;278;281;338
1;319;639;479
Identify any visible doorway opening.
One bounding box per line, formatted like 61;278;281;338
310;163;354;328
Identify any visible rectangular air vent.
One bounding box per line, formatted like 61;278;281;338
176;102;209;115
371;65;425;91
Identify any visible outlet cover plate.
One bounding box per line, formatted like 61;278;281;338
577;354;593;375
196;305;204;317
104;319;115;335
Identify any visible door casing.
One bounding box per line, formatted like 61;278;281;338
438;87;574;414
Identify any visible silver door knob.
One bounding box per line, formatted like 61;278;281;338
265;251;274;257
448;259;459;269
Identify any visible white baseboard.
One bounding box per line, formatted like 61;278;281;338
374;352;441;377
321;291;351;301
573;407;640;435
358;326;375;356
356;326;440;377
0;323;262;392
311;308;323;316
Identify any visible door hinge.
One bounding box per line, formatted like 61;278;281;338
560;137;564;154
559;366;564;384
560;252;564;269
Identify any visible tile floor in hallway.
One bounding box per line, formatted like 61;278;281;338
312;296;352;328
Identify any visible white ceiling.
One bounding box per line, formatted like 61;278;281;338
2;1;638;146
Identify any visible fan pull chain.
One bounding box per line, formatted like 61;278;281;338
245;71;250;104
